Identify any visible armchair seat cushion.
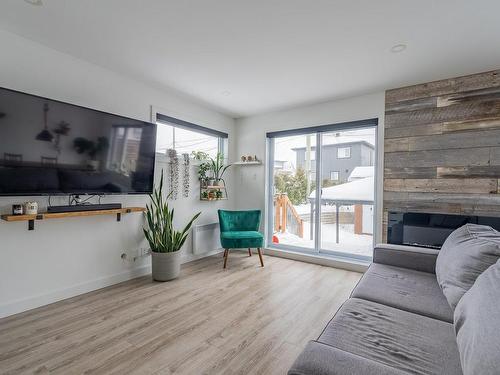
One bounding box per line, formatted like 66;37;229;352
220;230;263;249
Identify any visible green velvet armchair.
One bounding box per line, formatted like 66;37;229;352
218;209;264;269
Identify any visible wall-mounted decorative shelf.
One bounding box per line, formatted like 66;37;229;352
233;161;262;165
200;180;228;201
1;207;146;231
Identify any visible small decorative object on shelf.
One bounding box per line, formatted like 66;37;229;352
24;201;38;215
234;155;262;165
12;204;23;215
182;153;190;197
167;148;179;200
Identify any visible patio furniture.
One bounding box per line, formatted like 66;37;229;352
218;209;264;269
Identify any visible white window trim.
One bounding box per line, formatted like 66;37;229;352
337;146;351;159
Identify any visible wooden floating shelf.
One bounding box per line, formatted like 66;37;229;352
232;161;262;165
202;185;226;189
200;198;228;201
1;207;146;231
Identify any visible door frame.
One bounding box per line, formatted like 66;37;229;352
265;119;379;262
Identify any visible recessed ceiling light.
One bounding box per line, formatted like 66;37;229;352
24;0;43;5
391;44;407;53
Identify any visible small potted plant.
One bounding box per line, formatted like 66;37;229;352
143;170;201;281
210;152;231;187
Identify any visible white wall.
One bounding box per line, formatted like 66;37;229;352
234;93;385;245
0;30;236;318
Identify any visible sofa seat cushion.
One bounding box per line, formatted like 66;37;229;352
318;298;462;375
220;230;263;248
351;263;453;322
288;341;408;375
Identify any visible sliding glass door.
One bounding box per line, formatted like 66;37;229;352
267;121;377;261
269;132;317;251
318;128;376;260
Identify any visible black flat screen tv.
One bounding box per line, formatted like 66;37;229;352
0;87;156;196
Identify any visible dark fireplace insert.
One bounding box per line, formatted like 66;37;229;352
387;212;500;249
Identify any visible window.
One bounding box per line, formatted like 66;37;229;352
155;113;228;158
330;171;339;181
337;146;351;159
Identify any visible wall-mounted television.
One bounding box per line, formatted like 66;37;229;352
0;87;156;196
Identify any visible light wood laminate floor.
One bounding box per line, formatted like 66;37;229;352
0;252;362;375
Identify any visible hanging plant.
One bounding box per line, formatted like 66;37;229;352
167;148;179;200
182;153;190;198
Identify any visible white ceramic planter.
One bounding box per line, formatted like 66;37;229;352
151;250;182;281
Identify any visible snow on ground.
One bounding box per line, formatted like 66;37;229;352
294;203;354;215
275;222;373;257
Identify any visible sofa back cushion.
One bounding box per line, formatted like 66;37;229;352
454;259;500;375
435;224;500;310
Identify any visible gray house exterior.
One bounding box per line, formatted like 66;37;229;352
293;141;374;183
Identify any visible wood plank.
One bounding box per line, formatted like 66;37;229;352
386;70;500;104
385;98;500;129
489;147;500;165
1;207;145;222
437;86;500;108
385;123;443;139
442;118;500;133
383;200;463;214
384;192;500;206
384;148;491;168
385;86;500;115
384;178;498;194
437;166;500;178
384;138;409;153
385;96;437;114
384;167;437;179
405;129;500;152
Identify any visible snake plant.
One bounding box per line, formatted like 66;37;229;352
143;170;201;253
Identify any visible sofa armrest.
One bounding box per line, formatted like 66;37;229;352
373;243;439;274
288;341;406;375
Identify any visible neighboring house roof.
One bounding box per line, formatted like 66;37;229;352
309;176;374;204
292;140;374;152
348;166;374;181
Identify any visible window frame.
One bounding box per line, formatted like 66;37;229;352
330;171;340;181
337;146;351;159
153;111;228;159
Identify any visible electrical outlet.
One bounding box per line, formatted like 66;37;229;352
137;248;150;257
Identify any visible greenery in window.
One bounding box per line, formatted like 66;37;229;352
274;168;338;205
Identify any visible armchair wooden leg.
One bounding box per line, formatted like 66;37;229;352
257;248;264;267
223;249;229;269
248;248;252;256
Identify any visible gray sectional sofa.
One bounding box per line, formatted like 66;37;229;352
289;224;500;375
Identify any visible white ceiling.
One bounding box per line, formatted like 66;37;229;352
1;0;500;118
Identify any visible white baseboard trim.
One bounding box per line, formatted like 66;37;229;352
0;265;152;319
264;248;370;273
0;249;226;319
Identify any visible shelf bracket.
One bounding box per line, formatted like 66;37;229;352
28;220;34;231
116;213;121;222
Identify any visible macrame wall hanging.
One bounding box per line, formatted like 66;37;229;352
182;153;190;197
167;148;179;200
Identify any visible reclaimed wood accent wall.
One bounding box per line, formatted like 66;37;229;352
383;69;500;241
